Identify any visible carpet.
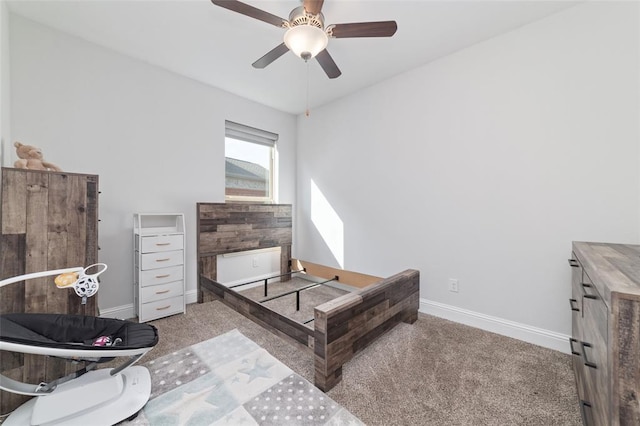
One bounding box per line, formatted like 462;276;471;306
123;329;363;426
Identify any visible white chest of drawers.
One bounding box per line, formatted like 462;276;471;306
134;213;186;322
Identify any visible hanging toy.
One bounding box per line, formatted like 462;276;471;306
55;263;107;304
54;272;79;288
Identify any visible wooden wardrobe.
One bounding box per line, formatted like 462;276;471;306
0;167;99;414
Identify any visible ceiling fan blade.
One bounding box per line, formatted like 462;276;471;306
303;0;324;15
328;21;398;38
252;43;290;69
315;49;341;79
211;0;287;27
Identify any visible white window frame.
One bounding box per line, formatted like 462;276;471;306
224;120;278;203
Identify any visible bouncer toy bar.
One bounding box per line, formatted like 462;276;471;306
1;264;107;304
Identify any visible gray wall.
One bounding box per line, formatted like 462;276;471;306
295;1;639;349
0;2;10;165
7;15;297;314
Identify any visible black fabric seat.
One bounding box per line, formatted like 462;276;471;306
0;313;158;351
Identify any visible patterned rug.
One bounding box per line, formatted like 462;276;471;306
123;329;363;425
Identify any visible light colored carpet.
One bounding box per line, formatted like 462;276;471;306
145;301;581;425
123;329;362;425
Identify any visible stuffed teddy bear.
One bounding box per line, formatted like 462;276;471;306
13;141;62;172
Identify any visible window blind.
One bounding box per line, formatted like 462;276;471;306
225;120;278;147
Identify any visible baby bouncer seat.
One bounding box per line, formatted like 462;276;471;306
0;265;159;426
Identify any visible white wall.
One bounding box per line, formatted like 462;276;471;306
217;248;282;287
8;15;297;315
0;1;10;166
296;1;639;342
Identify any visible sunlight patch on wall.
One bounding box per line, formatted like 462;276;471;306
311;179;344;268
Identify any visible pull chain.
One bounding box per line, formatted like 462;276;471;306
305;60;310;117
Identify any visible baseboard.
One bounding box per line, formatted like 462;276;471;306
420;299;570;354
99;303;136;320
101;295;569;353
186;289;198;304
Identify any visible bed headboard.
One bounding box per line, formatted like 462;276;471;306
196;203;292;301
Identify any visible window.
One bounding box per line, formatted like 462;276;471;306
225;120;278;202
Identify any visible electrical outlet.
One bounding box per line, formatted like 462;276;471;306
449;279;459;293
252;257;258;268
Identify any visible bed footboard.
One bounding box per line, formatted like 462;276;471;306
313;269;420;391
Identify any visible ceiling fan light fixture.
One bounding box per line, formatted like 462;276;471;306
284;25;328;60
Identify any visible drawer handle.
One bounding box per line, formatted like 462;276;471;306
569;338;581;356
580;342;597;369
155;258;170;262
568;259;579;268
579;400;592;426
156;243;171;246
569;298;580;312
155;290;170;295
156;305;171;311
581;283;598;300
155;274;170;278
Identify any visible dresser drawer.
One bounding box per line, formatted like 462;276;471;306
578;347;610;426
140;295;184;322
139;265;183;287
575;266;609;426
139;234;183;253
140;280;184;303
582;295;609;425
569;256;584;341
572;353;586;400
141;250;183;270
582;272;608;342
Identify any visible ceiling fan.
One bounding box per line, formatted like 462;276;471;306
211;0;398;79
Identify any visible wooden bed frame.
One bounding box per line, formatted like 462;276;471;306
197;203;419;391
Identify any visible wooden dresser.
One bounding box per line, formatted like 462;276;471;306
0;167;99;414
569;242;640;426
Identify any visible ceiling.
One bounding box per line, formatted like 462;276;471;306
6;0;580;115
